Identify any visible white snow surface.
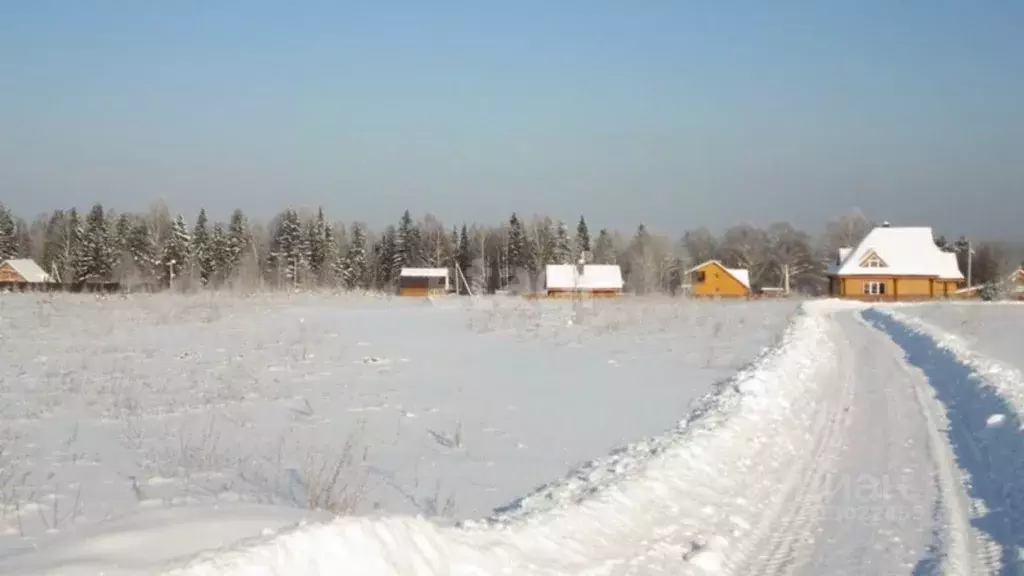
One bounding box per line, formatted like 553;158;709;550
8;295;1024;575
0;292;798;573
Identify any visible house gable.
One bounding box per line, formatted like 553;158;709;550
858;250;888;269
685;260;750;297
0;262;26;282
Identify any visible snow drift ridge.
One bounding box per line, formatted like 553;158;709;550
162;302;838;576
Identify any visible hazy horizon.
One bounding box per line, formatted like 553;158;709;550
2;2;1022;241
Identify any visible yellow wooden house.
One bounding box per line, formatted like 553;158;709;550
685;260;751;298
827;224;963;300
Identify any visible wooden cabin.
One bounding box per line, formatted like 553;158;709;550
0;259;52;283
826;224;963;301
685;260;751;298
543;264;623;298
397;268;450;297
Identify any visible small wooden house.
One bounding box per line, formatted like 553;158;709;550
685;260;751;298
0;259;52;283
544;264;623;298
826;224;963;300
397;267;450;297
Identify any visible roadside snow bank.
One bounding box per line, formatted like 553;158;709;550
156;302;842;576
0;505;330;576
865;308;1024;570
873;308;1024;418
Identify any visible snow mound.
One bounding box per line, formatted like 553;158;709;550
151;302;839;575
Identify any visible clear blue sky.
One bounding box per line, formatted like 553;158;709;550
2;1;1022;239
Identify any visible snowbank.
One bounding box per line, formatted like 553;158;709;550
151;301;842;576
873;308;1024;418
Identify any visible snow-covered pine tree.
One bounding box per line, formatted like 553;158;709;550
162;214;191;284
127;219;158;280
41;209;66;278
12;218;30;259
209;223;230;286
61;208;85;283
575;215;590;257
553;219;572;264
593;228;616;264
76;204;115;282
342;223;368;289
506;213;526;286
322;224;340;286
306;207;329;284
226;209;248;277
376;225;398;288
113;213;132;254
394;209;416;272
269;208;305;286
457;224;472;278
0;202;16;261
192;208;214;284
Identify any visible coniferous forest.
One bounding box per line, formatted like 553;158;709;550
0;201;1015;295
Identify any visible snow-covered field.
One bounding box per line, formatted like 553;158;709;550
7;295;1024;575
0;292;799;567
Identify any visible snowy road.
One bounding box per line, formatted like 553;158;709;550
5;301;1024;575
741;310;979;575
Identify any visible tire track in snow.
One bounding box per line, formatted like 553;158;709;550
739;308;977;576
737;318;857;575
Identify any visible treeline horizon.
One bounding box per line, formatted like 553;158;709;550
0;201;1018;295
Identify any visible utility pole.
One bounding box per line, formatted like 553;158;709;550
967;239;973;288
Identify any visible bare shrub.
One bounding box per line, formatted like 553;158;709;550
299;421;369;514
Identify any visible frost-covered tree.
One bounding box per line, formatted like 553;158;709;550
76;204;115;282
341;222;368;289
719;223;773;290
270;208;306;285
61;209;84;282
682;228;718;266
575;215;590;257
553;219;572;264
456;224;472;278
593;229;616;265
418;214;449;268
126;219;159;280
226;209;248;275
375;225;398;287
162;215;192;282
395;209;418;271
506;213;526;284
209;223;231;285
192;208;215;284
824;209;873;254
306;207;330;283
765;222;820;292
0;203;18;261
530;217;555;270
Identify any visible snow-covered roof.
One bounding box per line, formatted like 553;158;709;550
2;259;51;283
399;268;448;278
545;264;623;290
684;260;751;290
830;226;964;280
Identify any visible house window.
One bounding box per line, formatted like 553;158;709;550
693;270;706;283
863;281;886;295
